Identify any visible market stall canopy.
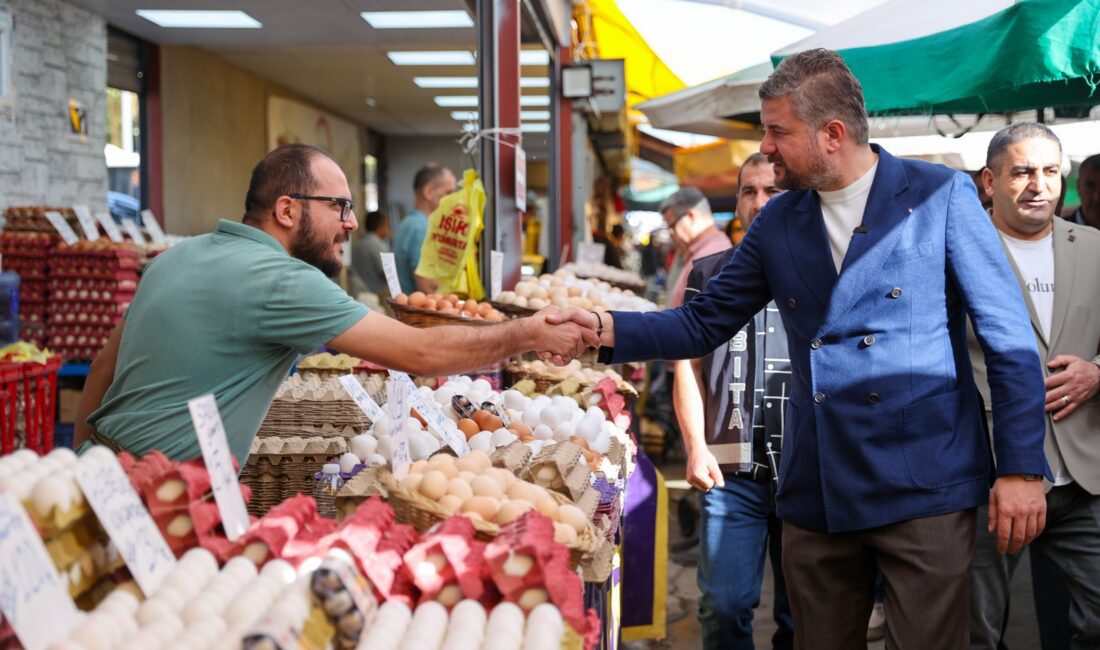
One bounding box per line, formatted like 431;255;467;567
773;0;1100;116
635;63;772;139
621;158;679;211
674;139;761;200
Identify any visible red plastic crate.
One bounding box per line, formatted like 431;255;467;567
0;356;62;454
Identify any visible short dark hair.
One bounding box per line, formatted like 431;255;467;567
243;144;329;224
1080;154;1100;174
658;186;711;220
759;48;869;145
610;223;624;238
986;122;1062;173
365;210;386;232
413;163;451;194
737;152;771;188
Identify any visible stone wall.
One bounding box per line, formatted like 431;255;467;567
0;0;107;212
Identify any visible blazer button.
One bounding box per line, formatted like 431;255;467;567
788;297;797;309
862;334;876;347
811;338;822;349
890;287;903;299
813;392;826;403
867;392;880;404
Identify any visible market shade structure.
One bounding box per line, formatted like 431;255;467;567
772;0;1100;116
635;63;772;139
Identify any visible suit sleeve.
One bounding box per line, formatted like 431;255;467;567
946;172;1049;477
609;214;772;363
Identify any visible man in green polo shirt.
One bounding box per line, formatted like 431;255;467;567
74;144;594;463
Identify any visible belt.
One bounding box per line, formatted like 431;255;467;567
88;430;125;454
730;464;772;484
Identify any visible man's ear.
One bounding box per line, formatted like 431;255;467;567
981;167;996;197
822;119;847;154
272;195;296;229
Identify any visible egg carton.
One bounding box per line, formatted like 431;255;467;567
521;441;593;503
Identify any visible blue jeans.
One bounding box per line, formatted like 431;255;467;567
698;477;794;650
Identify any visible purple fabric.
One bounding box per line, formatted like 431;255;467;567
621;450;658;629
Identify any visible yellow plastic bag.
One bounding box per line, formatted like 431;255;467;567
415;169;486;298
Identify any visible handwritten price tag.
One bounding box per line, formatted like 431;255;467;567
43;211;79;245
94;211;125;243
188;394;250;540
380;252;402;297
577;242;606;266
71;205;100;241
490;250;504;300
75;454;175;596
339;374;386;423
0;493;81;650
386;374;412;480
414;394;469;456
121;219;146;244
141;209;167;245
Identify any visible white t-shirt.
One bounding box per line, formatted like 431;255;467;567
1001;232;1055;341
818;160;879;273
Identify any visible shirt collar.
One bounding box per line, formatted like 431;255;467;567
687;228;729;257
215;219;288;255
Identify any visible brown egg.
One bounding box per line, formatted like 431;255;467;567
507;422;533;438
480;415;503;432
471;410;493;427
394;293;409;304
462;299;479;314
439;495;463;513
461;496;499;521
477;302;494;316
419;471;449;501
471;475;504;500
519;434;535;443
495;499;534;524
455;457;481;474
424;298;438;310
466;450;493;471
408;291;427;308
438;303;457;314
457;419;480;440
445;293;460;304
569;435;591;451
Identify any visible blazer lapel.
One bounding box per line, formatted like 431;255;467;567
821;147;912;328
1048;219;1077;352
784;190;836;310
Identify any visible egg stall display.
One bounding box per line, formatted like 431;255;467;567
505;360;638;425
556;263;647;293
0;447;124;607
391;292;507;322
492;272;657;314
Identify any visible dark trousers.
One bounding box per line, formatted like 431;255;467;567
783;510;976;650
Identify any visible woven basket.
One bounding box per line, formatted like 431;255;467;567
489;301;537;319
337;466;600;568
389;299;497;329
240;452;332;516
505;366;638;406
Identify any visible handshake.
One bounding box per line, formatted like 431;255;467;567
525;306;610;366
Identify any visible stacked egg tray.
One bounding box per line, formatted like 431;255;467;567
0;230;60;347
241;435;349;516
46;241;139;361
2;205;80;232
256;373;384;438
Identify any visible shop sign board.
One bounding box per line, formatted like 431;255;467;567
43;210;79;245
71;205;100;241
0;492;81;650
140;209;167;245
380;252;402;297
188;394;250;540
74;455;175;596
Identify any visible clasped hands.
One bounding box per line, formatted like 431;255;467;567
528;307;602;365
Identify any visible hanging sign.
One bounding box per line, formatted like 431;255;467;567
188;394;250;540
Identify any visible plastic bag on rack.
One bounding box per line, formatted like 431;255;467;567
414;168;485;298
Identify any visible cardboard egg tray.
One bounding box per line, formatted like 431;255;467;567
403;515;486;601
521;441;594;503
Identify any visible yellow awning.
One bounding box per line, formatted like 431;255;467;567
674;139;761;195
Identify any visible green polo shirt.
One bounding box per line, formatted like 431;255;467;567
87;220;368;463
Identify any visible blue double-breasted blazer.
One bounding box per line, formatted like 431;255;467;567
610;146;1048;532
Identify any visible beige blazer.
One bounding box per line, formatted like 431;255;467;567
970;218;1100;495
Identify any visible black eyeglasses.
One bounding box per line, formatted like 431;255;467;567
288;194;355;222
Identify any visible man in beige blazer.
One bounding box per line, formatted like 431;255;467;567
969;123;1100;649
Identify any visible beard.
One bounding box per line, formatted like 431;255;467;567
290;205;345;277
772;137;841;191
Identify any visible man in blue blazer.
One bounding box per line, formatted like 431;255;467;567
548;49;1048;649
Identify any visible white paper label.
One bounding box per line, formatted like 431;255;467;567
141;209;167;245
43;211;79;245
121;219;146;245
385;374;412;480
380;251;402;297
515;146;527;213
339;374;387;424
489;393;511;426
95;211;125;243
0;493;81;650
577;242;606;266
72;205;100;241
409;391;469;456
188;394;250;540
490;250;504;300
74;455;176;596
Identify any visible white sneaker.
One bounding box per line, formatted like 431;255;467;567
867;602;886;642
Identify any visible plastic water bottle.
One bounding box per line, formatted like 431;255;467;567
313;463;344;518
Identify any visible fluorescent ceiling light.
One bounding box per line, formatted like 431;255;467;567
520;78;550;88
522;123;551;133
135;9;261;28
415;77;478;88
361;10;472;29
521;110;551;120
522;95;551;107
388;51;474;66
451;111;479;121
435;96;479;107
520;50;550;65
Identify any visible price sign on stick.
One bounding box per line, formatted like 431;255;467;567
490;250;504;300
75;454;176;595
390;371;468;456
339;374;387;424
385;374;412;480
72;205;100;241
188;394;250;540
380;252;403;297
141;209;167;245
0;493;81;650
121;219;146;245
95;211;125;243
43;211;79;245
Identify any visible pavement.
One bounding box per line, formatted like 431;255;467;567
623;461;1045;649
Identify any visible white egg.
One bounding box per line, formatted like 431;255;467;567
72;615;114;650
367;453;387;466
403;418;424;436
575;417;601;443
136;598;176;626
30;475;71;517
165;571;202;600
409;434;434;461
377;434;394;460
532;395;553;408
502;390;526;411
372;415;393;438
81;446;115;466
434;387;456;405
350;433;379;460
48;447;78;465
526;440;546;455
491;428;518;448
181;598;219;625
11;448;39;468
468;431;493;453
552;421;575;442
180;547;219;579
539;407;564;429
585;406;604;420
260;558;296;584
550;396;576;412
100;588;141;616
521;405;544;429
224;556;259;581
339;452;360;474
591;429;611;454
144;615;184;643
532;424;554;441
467;390;488;407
